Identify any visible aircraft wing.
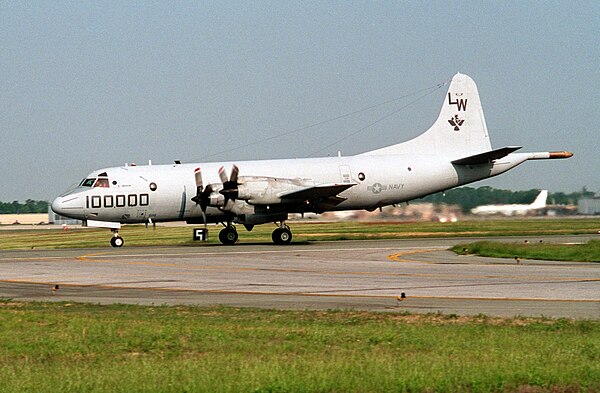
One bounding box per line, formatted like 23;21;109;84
279;183;356;201
451;146;522;165
278;183;356;211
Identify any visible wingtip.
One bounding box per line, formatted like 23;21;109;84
549;151;573;159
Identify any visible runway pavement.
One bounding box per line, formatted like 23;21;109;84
1;236;599;319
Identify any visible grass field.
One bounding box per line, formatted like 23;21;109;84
1;218;599;250
2;221;599;391
452;240;600;262
0;301;599;393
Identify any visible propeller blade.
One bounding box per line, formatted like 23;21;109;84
200;209;207;229
218;166;228;184
192;168;203;204
194;167;203;190
230;165;239;184
191;168;208;212
219;164;240;204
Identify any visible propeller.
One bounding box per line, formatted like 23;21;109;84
218;165;240;204
191;168;212;225
191;165;241;218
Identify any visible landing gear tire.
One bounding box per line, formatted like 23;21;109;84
110;236;124;248
219;226;238;245
272;227;292;245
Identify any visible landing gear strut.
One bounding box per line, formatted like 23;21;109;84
218;224;238;245
272;223;292;245
110;230;124;248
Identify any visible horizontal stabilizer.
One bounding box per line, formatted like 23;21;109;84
451;146;522;165
279;183;356;201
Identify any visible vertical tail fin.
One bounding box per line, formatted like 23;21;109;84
531;190;548;208
363;73;492;159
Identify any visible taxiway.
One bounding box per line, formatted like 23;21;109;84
0;236;598;318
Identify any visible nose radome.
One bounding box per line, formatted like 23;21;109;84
51;195;83;218
51;197;64;215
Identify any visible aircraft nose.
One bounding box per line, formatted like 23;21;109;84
51;194;84;218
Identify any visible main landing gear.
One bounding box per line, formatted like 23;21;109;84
110;229;124;248
218;224;238;245
216;222;292;245
271;223;292;245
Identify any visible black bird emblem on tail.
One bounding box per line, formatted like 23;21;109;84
448;115;464;131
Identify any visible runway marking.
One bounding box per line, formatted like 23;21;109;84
387;249;439;263
2;279;600;303
67;254;600;283
80;246;445;259
0;256;75;262
7;249;579;284
387;249;600;268
1;245;426;263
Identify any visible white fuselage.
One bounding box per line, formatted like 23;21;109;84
470;190;548;216
52;153;529;225
471;204;542;216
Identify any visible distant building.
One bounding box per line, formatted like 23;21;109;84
48;206;81;225
578;198;600;215
0;213;47;225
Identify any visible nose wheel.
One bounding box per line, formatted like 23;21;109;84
110;229;124;247
110;235;124;247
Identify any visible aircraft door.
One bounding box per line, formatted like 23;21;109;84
339;165;352;184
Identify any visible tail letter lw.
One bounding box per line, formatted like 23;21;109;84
448;93;467;111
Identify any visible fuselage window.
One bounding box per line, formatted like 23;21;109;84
104;195;114;208
128;194;137;207
94;178;110;188
91;195;102;209
81;178;96;187
116;195;126;207
139;194;149;206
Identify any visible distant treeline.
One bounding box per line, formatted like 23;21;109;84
422;186;595;213
0;187;595;215
0;200;49;214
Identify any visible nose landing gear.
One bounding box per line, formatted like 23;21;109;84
110;229;124;247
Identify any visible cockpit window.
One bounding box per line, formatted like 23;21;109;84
94;178;110;188
80;178;96;187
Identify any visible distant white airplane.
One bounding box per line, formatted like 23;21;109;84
52;73;572;247
470;190;548;216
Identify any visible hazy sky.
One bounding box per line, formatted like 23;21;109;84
1;1;599;202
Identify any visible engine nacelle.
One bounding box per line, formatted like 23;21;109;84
203;183;225;207
237;177;313;205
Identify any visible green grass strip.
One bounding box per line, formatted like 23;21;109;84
452;240;600;262
0;301;599;392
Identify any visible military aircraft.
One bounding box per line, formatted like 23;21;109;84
470;189;548;216
51;73;572;247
